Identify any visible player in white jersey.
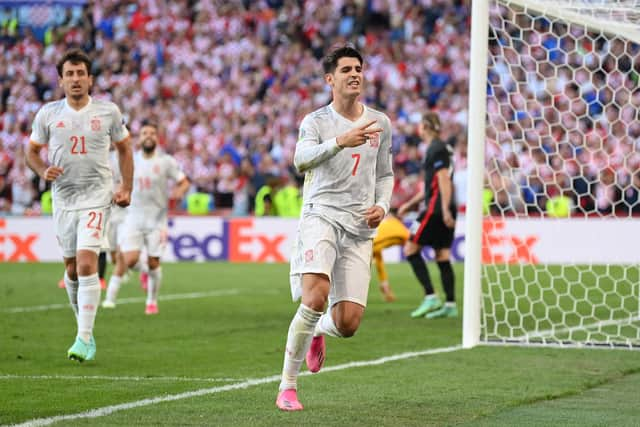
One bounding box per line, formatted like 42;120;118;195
25;49;133;362
100;148;130;308
112;122;190;314
276;46;394;411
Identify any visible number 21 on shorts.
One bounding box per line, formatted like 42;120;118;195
87;211;103;230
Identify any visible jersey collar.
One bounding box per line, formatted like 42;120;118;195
64;96;92;113
329;103;368;125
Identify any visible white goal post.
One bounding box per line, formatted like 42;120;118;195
464;0;640;349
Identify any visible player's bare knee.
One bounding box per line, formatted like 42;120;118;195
336;320;359;337
64;262;77;281
125;255;139;269
435;249;451;262
403;242;420;257
76;261;94;276
302;293;328;312
148;257;160;270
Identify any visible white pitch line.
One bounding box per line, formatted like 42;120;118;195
1;290;241;314
7;345;463;427
0;374;243;383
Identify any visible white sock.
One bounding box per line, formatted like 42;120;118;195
130;256;149;273
315;311;344;338
64;271;79;318
146;267;162;305
105;275;122;303
140;258;149;274
77;274;100;342
279;304;322;391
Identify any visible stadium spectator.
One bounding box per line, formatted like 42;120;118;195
7;149;36;215
25;48;133;362
254;173;282;217
2;1;638;218
277;46;393;411
2;0;474;217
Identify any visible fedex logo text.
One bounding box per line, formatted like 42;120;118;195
482;220;539;264
168;218;287;262
0;218;39;262
228;218;286;262
168;219;228;261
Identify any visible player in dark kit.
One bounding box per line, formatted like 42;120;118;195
398;112;457;319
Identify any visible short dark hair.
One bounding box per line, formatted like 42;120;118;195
56;49;92;77
140;119;158;130
322;46;363;74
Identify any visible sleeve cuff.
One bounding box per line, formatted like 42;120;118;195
327;137;342;154
375;202;389;216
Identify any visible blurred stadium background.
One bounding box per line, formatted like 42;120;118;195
0;0;470;217
2;0;640;426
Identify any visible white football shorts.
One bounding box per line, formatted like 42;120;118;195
119;222;168;258
289;215;372;307
54;205;111;258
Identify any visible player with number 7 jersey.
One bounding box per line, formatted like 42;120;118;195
295;103;394;238
277;46;393;412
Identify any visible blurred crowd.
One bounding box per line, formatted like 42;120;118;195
0;0;638;218
0;0;470;216
485;3;640;217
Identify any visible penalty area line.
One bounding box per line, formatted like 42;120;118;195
8;345;463;427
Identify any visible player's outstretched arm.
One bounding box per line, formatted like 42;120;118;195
114;136;133;207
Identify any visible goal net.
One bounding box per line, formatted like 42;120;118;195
464;0;640;349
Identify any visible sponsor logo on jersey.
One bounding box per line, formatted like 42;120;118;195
56;121;65;128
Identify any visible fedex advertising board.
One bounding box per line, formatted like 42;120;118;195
165;217;295;262
2;216;639;264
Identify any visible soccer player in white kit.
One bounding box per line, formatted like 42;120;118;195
276;46;394;411
100;148;130;307
117;122;190;314
25;49;133;362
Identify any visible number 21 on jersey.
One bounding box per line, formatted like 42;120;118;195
70;136;87;154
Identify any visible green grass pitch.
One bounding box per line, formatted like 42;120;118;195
1;262;639;426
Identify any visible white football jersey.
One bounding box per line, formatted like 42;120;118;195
30;97;129;210
126;150;186;229
295;103;394;238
